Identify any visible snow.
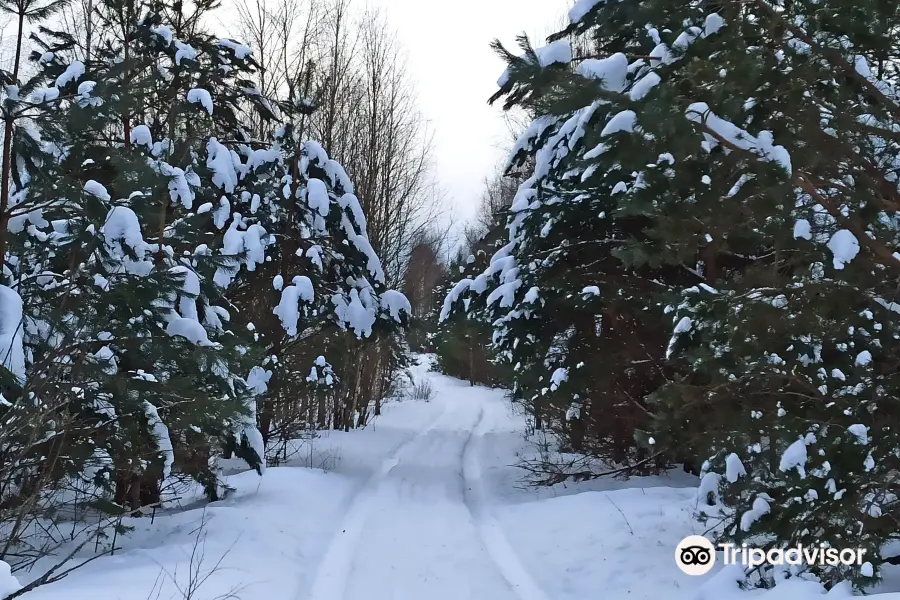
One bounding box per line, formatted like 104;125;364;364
245;149;278;175
349;234;386;283
569;0;604;24
306;245;323;269
143;401;175;479
524;287;540;303
629;72;661;101
793;219;812;240
101;206;148;260
440;278;474;322
695;565;856;600
703;13;726;37
380;290;411;322
549;367;568;391
154;161;195;208
55;60;85;87
171;265;200;320
246;366;271;395
207;138;238;192
601;110;637;137
826;229;860;270
0;285;26;382
307;178;330;216
848;424;869;444
725;453;746;483
327;161;355;195
187;88;213;115
84;179;110;202
698;472;720;505
173;41;197;65
0;561;20;597
130;124;152;148
685;102;792;174
576;53;628;91
218;38;252;59
76;81;97;105
535;40;572;68
212;197;230;229
31;86;60;103
740;496;771;532
779;438;808;478
273;276;315;336
240;367;270;472
151;25;173;44
486;279;521;309
332;289;377;338
16;356;893;600
497;40;573;88
856;350;873;366
666;316;693;359
339;193;368;234
166;317;214;346
21;466;356;600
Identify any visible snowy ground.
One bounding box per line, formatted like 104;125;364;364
13;355;900;600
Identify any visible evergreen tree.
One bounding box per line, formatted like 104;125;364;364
440;29;682;472
434;220;510;388
211;75;412;442
0;0;276;511
449;0;900;588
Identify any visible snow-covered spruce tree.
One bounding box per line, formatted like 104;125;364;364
439;28;695;473
210;86;412;444
538;0;900;588
0;0;275;513
433;218;511;388
447;0;900;585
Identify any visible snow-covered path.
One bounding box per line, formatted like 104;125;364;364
21;356;705;600
306;376;547;600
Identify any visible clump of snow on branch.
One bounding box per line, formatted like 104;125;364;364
187;88;213;115
143;401;175;479
273;276;315;337
218;39;252;59
685;102;792;174
0;285;26;382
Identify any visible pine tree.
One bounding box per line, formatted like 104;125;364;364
209;72;412;443
0;0;277;512
434;219;510;388
440;27;683;474
456;0;900;588
630;0;900;587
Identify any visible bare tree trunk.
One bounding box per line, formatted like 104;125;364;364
0;9;26;273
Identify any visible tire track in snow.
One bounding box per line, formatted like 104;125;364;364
462;399;552;600
299;401;452;600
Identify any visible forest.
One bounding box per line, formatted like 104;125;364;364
1;0;900;598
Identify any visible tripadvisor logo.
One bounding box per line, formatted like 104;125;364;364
675;536;716;576
675;536;869;576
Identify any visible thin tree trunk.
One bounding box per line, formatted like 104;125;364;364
0;10;27;273
259;398;274;449
469;338;475;386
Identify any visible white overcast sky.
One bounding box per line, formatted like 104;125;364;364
369;0;567;229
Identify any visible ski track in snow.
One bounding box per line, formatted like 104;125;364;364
302;370;548;600
300;401;452;600
462;401;552;600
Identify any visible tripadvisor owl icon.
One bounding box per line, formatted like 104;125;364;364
675;535;716;576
